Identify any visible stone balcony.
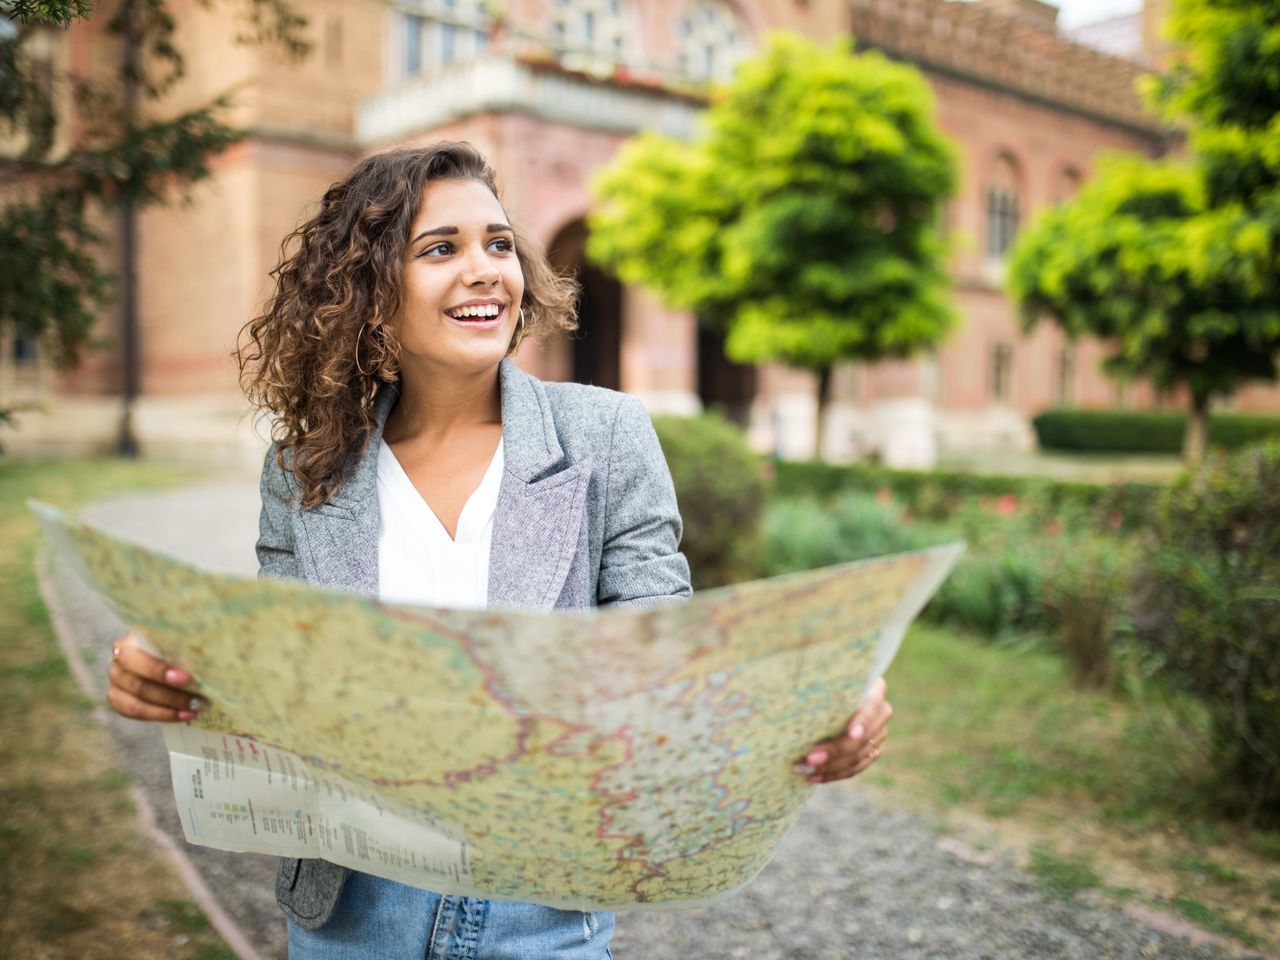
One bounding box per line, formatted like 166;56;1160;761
356;54;704;147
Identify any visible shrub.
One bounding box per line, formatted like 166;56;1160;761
1041;533;1135;689
652;412;766;588
762;491;1054;642
760;492;945;576
926;538;1051;640
1130;439;1280;822
1033;409;1280;454
771;459;1158;533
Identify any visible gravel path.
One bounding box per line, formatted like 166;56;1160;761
40;481;1265;960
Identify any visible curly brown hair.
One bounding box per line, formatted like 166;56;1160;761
237;142;579;508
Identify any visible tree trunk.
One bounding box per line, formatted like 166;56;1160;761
1183;391;1210;465
116;3;140;457
813;365;832;462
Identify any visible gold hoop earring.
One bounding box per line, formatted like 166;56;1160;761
509;307;527;354
354;322;371;377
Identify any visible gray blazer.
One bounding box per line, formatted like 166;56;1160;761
256;358;692;929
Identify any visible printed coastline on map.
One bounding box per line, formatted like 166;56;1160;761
33;500;963;911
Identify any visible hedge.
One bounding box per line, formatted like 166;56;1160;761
770;459;1161;531
1032;409;1280;454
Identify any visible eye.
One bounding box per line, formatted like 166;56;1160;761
418;241;453;258
488;236;514;253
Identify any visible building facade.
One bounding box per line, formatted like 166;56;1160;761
5;0;1278;465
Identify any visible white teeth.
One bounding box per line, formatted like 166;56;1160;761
448;304;501;318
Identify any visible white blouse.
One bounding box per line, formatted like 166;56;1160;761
375;437;504;609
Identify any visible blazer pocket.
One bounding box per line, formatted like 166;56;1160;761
275;858;351;930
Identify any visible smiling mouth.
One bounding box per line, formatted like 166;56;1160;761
444;304;506;324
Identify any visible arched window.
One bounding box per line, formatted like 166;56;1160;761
1055;165;1083;203
551;0;638;63
400;0;490;79
985;152;1022;259
677;1;752;83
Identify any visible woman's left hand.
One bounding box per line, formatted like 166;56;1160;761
794;677;892;784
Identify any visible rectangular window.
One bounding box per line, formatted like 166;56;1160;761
439;22;457;65
2;322;39;371
403;13;424;76
986;188;1019;258
13;332;38;367
991;342;1013;404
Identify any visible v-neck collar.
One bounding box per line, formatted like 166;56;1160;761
376;437;504;546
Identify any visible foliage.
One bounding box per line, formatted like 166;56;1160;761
1130;439;1280;822
0;0;309;373
1041;533;1135;689
589;33;956;454
1033;409;1280;454
924;500;1054;640
760;492;946;576
651;412;766;589
1010;0;1280;463
1007;155;1280;462
770;458;1159;532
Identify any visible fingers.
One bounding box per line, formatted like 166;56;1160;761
113;633;192;687
106;632;206;723
794;683;893;784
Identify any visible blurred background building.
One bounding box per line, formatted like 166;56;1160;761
6;0;1279;465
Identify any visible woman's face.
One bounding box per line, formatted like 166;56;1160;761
395;178;525;378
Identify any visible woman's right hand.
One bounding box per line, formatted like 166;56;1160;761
106;632;209;722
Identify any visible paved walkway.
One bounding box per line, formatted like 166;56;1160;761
42;479;1264;960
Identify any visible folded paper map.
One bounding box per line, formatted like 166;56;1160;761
34;500;962;911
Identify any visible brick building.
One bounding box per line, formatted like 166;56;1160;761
5;0;1277;464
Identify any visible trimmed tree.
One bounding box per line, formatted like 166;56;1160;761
587;33;956;457
0;0;308;445
1009;0;1280;463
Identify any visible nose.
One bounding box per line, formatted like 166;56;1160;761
461;243;500;287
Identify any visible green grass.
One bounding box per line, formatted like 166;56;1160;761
1029;846;1102;899
1173;855;1243;885
1170;895;1260;947
866;624;1218;825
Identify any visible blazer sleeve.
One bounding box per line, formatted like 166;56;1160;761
256;444;303;581
597;395;693;608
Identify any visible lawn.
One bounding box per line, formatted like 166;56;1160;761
859;623;1280;952
0;458;236;960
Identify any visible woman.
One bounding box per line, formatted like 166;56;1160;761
106;142;893;958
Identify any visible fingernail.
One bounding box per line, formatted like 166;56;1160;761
848;723;865;742
178;710;197;721
165;668;191;686
793;763;815;776
188;697;209;713
806;749;829;766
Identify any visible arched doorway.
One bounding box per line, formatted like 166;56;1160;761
547;220;622;390
697;319;757;426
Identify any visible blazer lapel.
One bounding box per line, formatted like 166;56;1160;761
293;386;397;595
488;359;591;610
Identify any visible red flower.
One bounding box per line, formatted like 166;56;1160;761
996;494;1018;516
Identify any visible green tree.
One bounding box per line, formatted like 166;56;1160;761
0;0;308;447
588;33;956;457
1009;0;1280;463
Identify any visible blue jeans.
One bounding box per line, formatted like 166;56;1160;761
287;872;615;960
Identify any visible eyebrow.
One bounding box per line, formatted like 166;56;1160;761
410;223;514;244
